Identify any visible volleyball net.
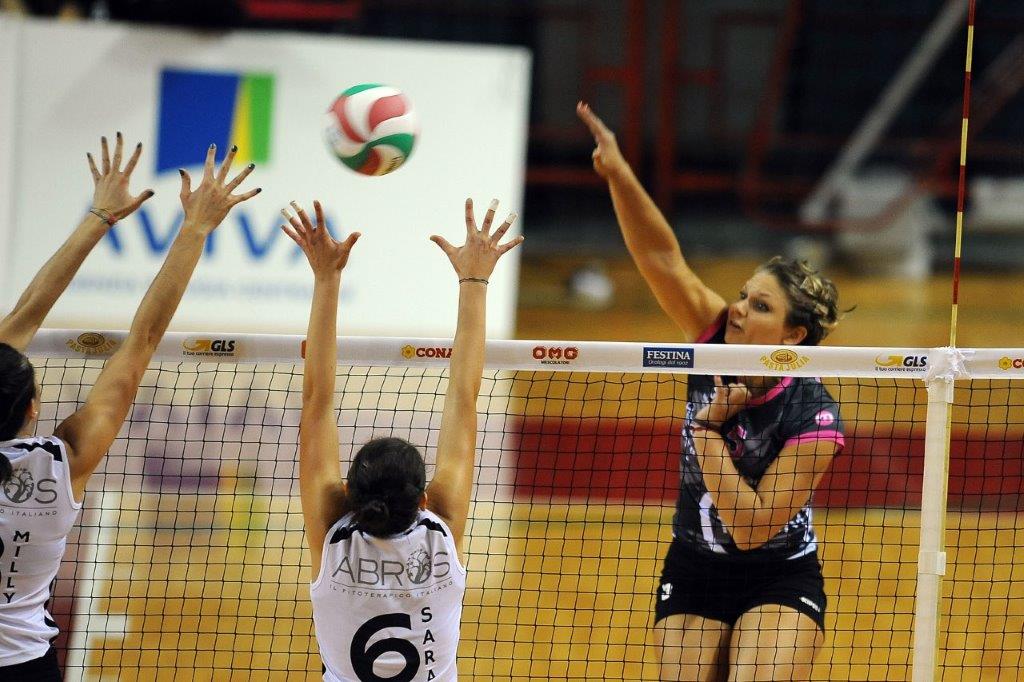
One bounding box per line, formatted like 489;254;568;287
21;330;1023;680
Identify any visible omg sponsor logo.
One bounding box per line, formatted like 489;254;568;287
533;346;579;365
875;354;928;373
643;346;694;368
759;348;809;372
401;344;452;360
998;356;1024;371
183;338;238;358
66;332;118;355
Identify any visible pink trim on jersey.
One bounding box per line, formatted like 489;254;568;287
696;310;727;343
784;430;845;451
747;376;794;406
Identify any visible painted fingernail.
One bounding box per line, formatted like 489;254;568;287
116;131;122;138
255;188;262;194
178;168;184;176
101;136;107;143
209;143;215;149
136;142;142;148
281;208;291;220
248;163;255;169
488;199;498;212
231;145;238;152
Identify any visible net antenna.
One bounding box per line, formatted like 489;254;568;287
912;3;977;681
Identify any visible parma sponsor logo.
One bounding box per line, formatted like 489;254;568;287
642;346;694;368
759;348;809;372
66;332;118;355
874;354;928;373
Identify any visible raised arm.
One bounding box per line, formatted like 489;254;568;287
281;200;360;570
426;198;523;547
577;102;726;340
54;145;260;501
0;134;153;351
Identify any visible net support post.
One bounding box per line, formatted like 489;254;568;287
912;358;957;682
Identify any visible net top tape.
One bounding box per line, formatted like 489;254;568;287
24;329;1024;380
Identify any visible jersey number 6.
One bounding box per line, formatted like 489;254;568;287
350;612;420;682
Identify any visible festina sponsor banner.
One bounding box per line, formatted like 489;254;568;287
0;17;529;337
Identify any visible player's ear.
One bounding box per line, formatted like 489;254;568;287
783;325;808;346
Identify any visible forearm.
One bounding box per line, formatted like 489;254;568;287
605;167;686;263
694;431;767;540
303;273;341;405
2;214;109;348
448;281;486;401
127;223;208;347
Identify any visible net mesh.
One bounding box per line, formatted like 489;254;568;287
23;355;1022;680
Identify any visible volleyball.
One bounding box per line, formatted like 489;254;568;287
324;83;418;176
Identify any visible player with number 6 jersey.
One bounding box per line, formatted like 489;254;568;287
285;197;522;682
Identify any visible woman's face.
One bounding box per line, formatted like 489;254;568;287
724;270;807;346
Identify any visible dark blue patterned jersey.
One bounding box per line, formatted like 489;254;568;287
672;315;845;561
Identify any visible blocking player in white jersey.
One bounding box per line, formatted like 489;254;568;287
0;137;259;680
283;197;521;682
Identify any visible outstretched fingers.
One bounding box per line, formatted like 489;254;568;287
178;169;193;201
86;153;101;182
217;145;237;182
100;136;111;174
115;190;155;219
290;201;314;233
430;234;457;260
576;101;614;143
202;144;217;181
226;163;255;192
112;132;124;172
123;142;143;176
313;200;327;233
497;234;525;255
481;198;498;235
489;211;518;245
464;197;477;236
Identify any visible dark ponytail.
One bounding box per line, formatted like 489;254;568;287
0;343;37;483
348;437;427;537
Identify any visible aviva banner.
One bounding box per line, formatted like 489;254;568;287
0;18;529;337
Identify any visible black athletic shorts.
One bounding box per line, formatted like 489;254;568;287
654;540;827;631
0;647;62;681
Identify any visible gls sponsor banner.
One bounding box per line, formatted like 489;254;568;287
643;346;694;368
2;20;528;337
874;354;928;373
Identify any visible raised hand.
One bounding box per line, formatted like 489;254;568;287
576;101;629;179
179;144;260;232
281;200;360;276
86;133;154;224
695;376;752;430
431;198;523;280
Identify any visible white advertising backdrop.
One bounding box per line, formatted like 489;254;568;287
0;17;530;337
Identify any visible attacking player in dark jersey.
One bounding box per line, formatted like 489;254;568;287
0;137;258;680
579;103;844;681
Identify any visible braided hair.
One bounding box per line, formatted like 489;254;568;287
757;257;841;346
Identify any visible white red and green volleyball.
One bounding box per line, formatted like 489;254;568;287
324;84;418;176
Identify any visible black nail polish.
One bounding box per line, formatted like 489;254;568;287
248;163;255;169
116;131;122;138
231;145;238;152
255;188;262;194
178;169;184;176
136;142;142;148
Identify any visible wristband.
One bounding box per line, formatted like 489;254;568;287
459;277;489;285
89;207;117;226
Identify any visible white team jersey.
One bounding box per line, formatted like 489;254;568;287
311;509;466;682
0;436;81;666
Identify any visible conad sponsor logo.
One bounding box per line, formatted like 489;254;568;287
401;344;452;359
998;356;1024;371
